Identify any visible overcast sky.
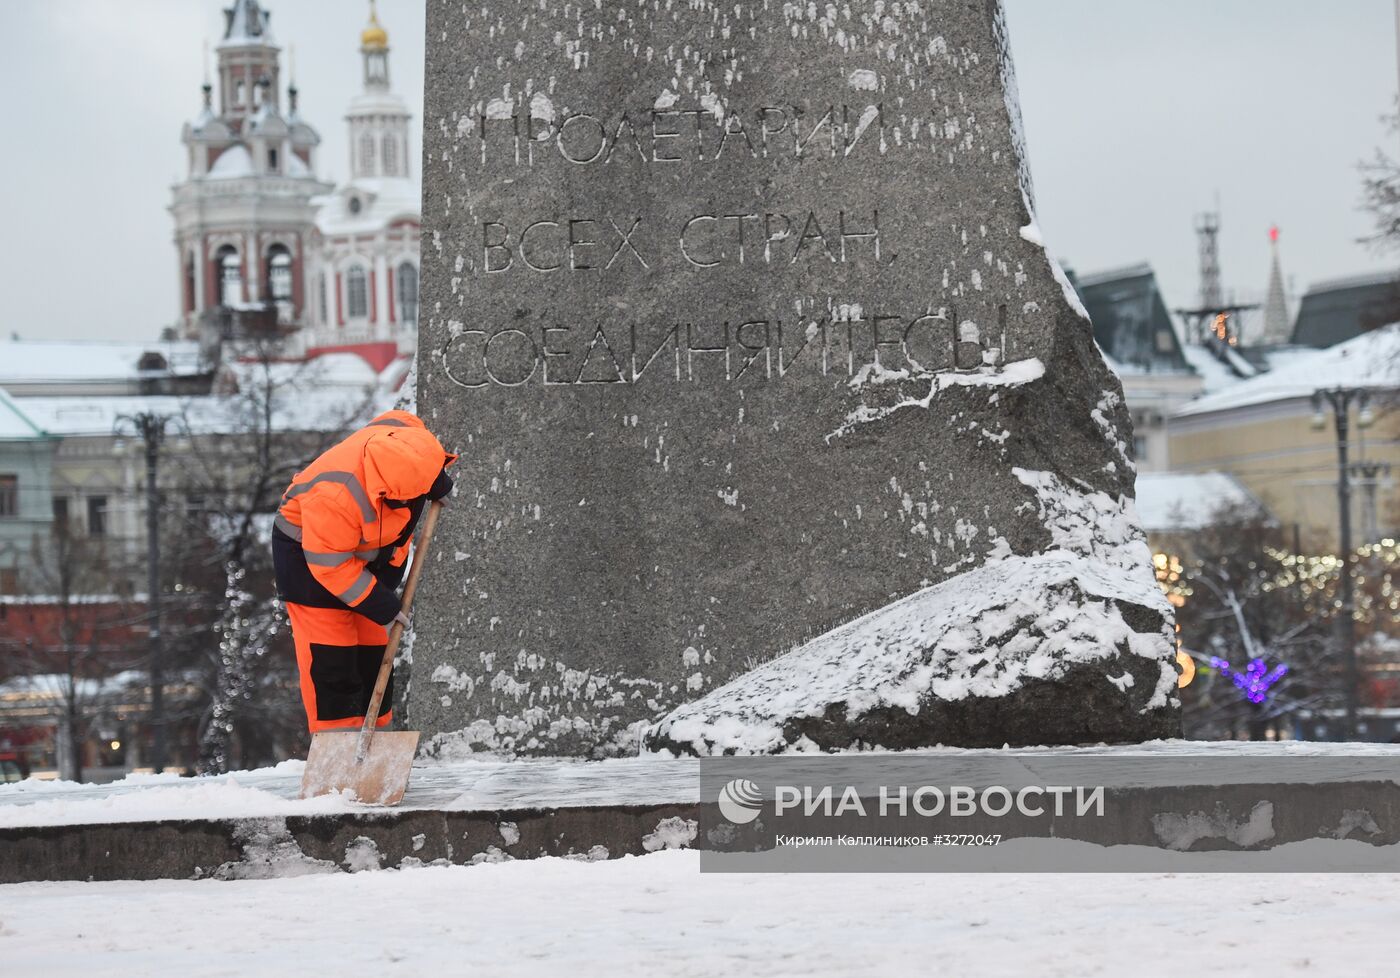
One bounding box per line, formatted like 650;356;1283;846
1;0;1394;342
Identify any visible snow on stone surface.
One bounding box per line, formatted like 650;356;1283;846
647;553;1164;755
0;778;352;829
648;466;1176;755
1175;323;1400;417
0;756;696;828
1134;472;1265;532
3;851;1399;976
831;357;1046;440
4;742;1399;829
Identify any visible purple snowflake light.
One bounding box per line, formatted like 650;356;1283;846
1208;656;1289;705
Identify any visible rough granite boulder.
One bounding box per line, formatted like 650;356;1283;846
412;0;1181;756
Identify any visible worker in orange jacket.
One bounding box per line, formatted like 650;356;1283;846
272;410;456;733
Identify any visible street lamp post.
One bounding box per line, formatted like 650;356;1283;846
1312;388;1375;741
1351;460;1394;543
117;412;170;773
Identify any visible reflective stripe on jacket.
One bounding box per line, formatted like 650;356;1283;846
273;410;456;624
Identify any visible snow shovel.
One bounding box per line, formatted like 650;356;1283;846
299;500;443;806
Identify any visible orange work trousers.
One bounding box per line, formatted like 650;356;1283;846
286;603;394;734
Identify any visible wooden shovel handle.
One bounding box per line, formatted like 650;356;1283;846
356;500;444;760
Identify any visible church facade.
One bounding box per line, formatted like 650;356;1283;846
170;0;420;373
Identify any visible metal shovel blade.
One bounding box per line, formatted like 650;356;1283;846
299;730;420;806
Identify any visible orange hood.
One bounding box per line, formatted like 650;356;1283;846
359;411;457;502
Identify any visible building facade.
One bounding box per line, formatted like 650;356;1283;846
170;0;332;348
0;391;56;595
169;1;420;373
304;3;421;372
1169;327;1400;552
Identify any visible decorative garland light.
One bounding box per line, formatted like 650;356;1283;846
1208;657;1289;705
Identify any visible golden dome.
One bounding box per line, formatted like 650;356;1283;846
361;3;388;49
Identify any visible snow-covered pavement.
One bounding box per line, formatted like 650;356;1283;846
0;756;699;828
3;852;1398;977
5;740;1397;829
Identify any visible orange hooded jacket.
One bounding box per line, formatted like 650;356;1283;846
273;411;456;624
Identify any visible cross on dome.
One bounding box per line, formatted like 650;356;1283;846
362;0;389;50
223;0;273;46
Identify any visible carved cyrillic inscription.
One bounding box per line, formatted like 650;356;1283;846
474;208;891;274
440;315;1007;390
469;102;886;167
446;93;1015;392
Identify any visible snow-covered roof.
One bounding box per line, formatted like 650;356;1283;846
1134;472;1265;533
346;90;412;118
0;339;203;385
1292;271;1400;348
186;107;230;141
0;387;48;440
219;352;381;392
18;354;391;439
1175;324;1400;418
246;105;289;138
208;144;254;179
1303;269;1400;295
21;392;381;440
0;670;154;702
19;395;189;437
1178;343;1246;397
315;178;421;237
377;357;413;393
1076;263;1154;290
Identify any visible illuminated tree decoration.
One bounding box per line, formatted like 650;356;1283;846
1208;657;1289;705
1175;650;1197;688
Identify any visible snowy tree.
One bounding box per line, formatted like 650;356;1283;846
2;517;144;780
1165;506;1334;740
1363;111;1400;253
1360;112;1400;385
172;342;373;773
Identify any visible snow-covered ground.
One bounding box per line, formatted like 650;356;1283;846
2;852;1397;977
6;742;1400;829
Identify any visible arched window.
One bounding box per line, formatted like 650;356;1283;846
346;266;368;319
215;245;242;306
359;134;376;176
396;262;418;325
382;136;398;177
266;246;293;303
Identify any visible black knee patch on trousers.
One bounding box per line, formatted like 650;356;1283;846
309;643;394;721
